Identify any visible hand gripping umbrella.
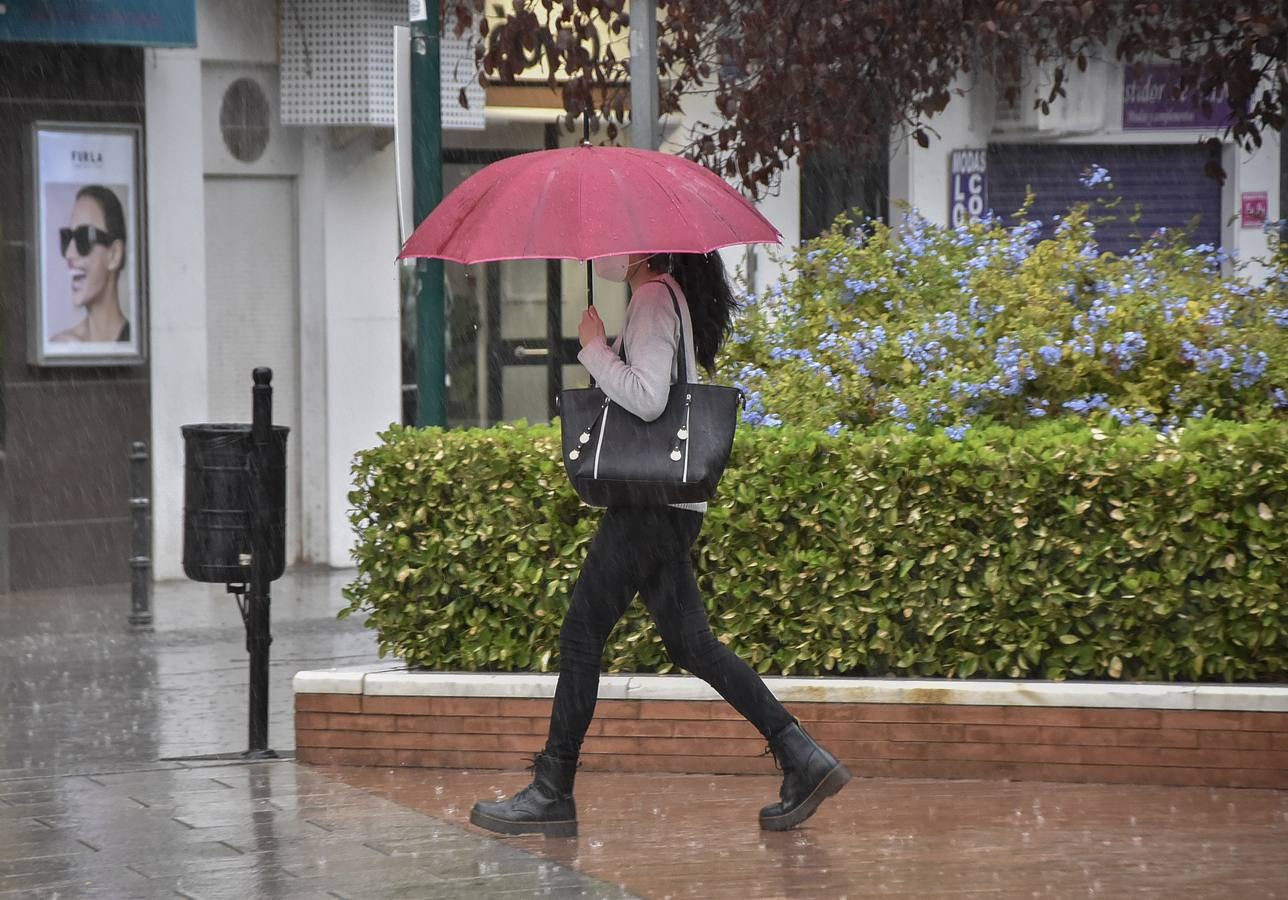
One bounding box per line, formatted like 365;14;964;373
397;143;781;305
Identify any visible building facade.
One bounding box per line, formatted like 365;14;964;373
2;8;1275;590
885;61;1279;279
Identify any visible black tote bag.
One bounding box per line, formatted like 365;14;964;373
559;282;741;506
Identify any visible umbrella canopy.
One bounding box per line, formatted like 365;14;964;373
398;145;780;264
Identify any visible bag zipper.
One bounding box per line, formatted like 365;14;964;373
592;403;610;478
681;392;692;482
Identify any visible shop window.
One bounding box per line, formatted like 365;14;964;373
801;139;889;240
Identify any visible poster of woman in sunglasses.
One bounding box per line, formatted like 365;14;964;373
30;123;143;365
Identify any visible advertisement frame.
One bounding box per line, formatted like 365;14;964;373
28;121;147;367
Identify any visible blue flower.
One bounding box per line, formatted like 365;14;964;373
899;212;932;258
1273;388;1288;410
1005;220;1042;264
1181;342;1235;374
944;424;971;441
846;325;886;372
966;296;996;324
1038;344;1063;366
1062;394;1110;415
897;331;951;372
1201;302;1233;327
1106;331;1147;370
1161;296;1188;324
826;422;844;436
1087;300;1114;330
1106;407;1157;427
932;311;965;340
844;278;880;297
1232;348;1268;390
1079;164;1110;188
1267;307;1288;328
925;399;949;424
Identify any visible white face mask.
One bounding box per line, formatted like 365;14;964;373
592;254;633;283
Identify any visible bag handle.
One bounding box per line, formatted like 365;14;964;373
619;278;690;386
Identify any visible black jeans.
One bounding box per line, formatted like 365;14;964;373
544;506;794;762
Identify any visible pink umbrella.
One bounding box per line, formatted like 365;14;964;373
398;144;780;265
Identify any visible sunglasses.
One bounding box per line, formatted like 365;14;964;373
59;224;118;257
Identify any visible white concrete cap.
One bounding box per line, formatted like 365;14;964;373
292;667;1288;712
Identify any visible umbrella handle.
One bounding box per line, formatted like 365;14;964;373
585;258;595;388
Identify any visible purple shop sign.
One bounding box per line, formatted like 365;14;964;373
1123;64;1235;130
949;148;987;227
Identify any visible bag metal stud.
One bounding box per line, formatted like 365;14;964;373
677;427;688;440
569;449;580;460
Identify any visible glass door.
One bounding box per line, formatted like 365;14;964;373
404;147;627;429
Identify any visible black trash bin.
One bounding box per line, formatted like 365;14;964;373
182;423;289;584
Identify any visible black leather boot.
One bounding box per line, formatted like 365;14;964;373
759;721;851;831
469;753;578;838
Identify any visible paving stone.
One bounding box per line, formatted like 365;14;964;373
324;761;1288;898
0;572;638;899
4;571;1286;898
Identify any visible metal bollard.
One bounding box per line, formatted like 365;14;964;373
244;368;277;759
128;441;153;630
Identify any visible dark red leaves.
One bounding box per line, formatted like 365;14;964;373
460;0;1285;195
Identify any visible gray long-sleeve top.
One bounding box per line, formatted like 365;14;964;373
576;274;706;513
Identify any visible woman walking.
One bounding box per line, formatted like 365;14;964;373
470;251;850;837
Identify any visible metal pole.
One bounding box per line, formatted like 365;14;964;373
127;441;153;631
584;114;594;309
412;2;446;426
245;367;276;759
629;0;659;151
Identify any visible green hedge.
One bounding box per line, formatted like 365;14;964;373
340;418;1288;682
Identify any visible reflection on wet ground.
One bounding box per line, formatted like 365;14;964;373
0;569;377;773
0;572;629;898
2;572;1286;898
331;764;1288;898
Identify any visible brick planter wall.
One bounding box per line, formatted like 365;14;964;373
294;668;1288;790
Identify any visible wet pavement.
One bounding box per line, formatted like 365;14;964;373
334;766;1288;898
3;571;1287;898
1;571;631;898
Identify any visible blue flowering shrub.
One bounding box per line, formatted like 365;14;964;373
342;184;1288;683
722;204;1288;437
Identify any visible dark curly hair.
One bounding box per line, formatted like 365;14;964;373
648;252;741;376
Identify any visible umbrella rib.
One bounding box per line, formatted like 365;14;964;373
522;165;563;258
673;168;744;244
636;159;702;245
447;162;522;254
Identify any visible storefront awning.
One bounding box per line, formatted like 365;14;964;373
0;1;196;47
